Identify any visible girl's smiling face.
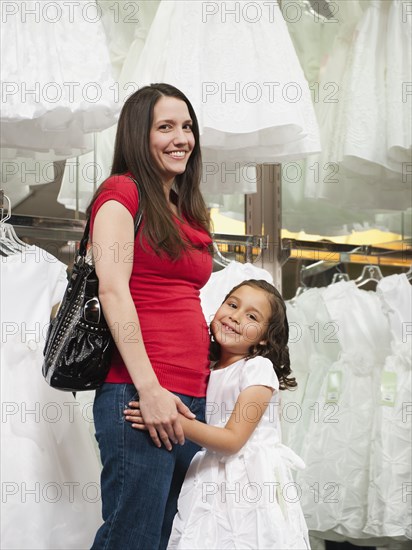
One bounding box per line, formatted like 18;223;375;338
211;285;272;366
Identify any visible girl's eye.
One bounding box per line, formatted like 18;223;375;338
248;314;257;321
183;124;193;131
228;302;237;309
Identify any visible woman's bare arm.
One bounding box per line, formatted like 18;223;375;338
93;200;194;450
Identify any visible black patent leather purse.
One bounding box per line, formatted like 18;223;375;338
42;179;143;391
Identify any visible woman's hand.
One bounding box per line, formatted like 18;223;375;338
131;387;196;451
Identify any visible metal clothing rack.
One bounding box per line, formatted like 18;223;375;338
8;148;412;280
10;212;411;269
8;213;270;265
213;233;269;264
281;238;412;270
9;213;85;242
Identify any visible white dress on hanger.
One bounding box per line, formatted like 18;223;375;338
365;274;412;540
283;288;341;456
129;0;320;165
57;0;161;212
299;0;411;232
282;298;314;448
0;247;102;549
296;281;391;541
1;0;120;156
340;0;411;175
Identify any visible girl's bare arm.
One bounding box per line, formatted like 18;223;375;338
125;384;273;455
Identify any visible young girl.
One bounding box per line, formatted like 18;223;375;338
125;280;310;550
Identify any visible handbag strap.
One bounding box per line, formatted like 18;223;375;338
78;177;143;258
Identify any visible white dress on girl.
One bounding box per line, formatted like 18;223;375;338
167;357;310;550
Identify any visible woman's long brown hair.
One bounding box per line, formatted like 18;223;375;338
86;83;211;258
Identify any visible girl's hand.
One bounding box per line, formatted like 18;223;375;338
129;387;196;451
124;401;146;429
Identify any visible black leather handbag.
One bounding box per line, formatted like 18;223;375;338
42;179;143;391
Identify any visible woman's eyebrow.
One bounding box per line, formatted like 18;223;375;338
154;118;193;124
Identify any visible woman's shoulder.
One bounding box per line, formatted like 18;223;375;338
91;173;140;221
101;172;138;194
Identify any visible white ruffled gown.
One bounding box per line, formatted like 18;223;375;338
0;248;102;549
1;0;120;157
365;274;412;540
296;281;392;542
132;0;320;163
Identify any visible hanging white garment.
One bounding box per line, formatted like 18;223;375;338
281;0;337;86
305;0;411;206
281;298;313;448
284;300;313;395
0;247;102;549
200;261;274;326
129;0;320;165
282;288;341;455
365;274;412;540
278;0;412;235
57;130;116;213
341;0;411;175
57;0;161;212
1;0;120;155
296;281;392;540
97;0;142;80
281;1;383;235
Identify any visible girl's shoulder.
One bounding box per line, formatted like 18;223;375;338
240;356;279;393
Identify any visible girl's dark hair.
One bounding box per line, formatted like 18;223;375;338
86;83;210;258
210;279;297;390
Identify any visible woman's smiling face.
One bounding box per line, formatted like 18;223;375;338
149;96;195;186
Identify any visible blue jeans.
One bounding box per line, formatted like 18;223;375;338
91;383;205;550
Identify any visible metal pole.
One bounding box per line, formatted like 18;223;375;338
245;164;282;291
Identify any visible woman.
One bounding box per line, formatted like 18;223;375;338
88;83;213;549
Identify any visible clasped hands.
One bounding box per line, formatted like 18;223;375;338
123;390;195;451
124;401;147;429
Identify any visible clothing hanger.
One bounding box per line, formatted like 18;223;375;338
294;264;312;297
331;272;350;284
294;284;308;297
354;265;383;288
212;241;231;270
0;191;28;255
304;0;336;20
